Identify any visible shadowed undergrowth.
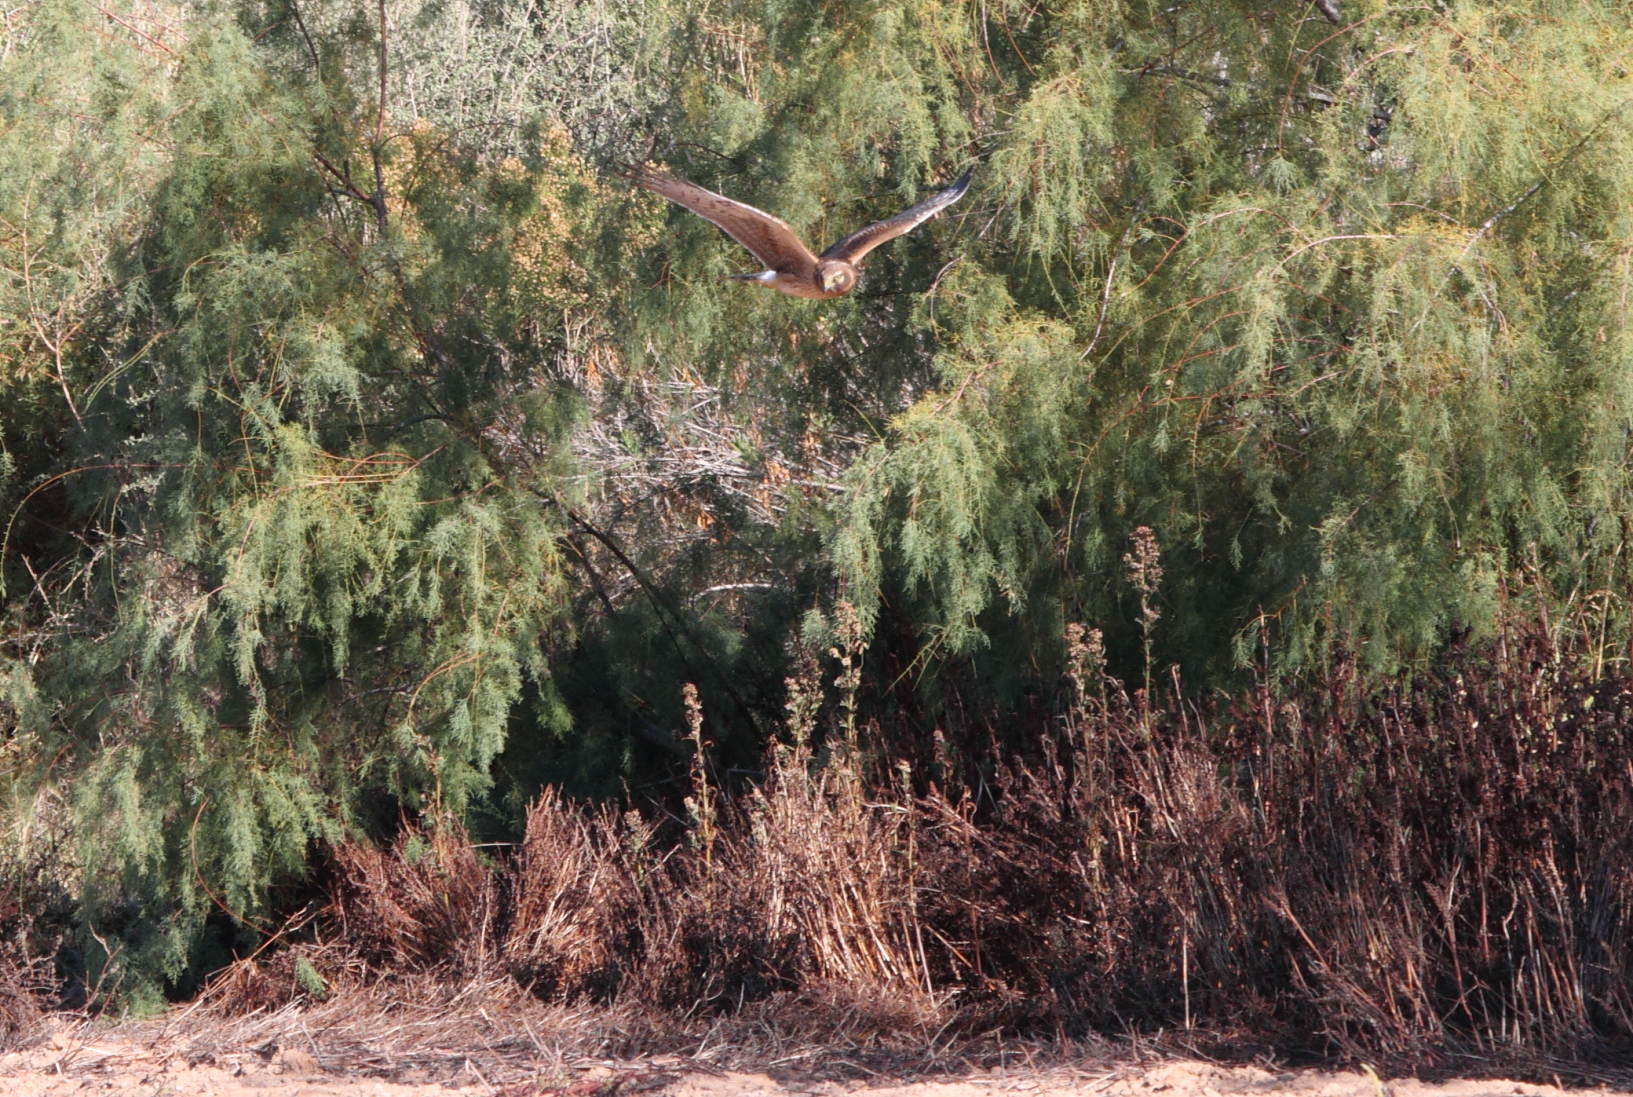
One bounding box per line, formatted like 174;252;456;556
141;607;1633;1081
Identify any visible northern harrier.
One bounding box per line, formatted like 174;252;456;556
628;167;974;300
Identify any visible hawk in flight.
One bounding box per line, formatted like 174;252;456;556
628;167;974;299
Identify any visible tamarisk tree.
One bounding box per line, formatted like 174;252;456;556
3;0;1632;995
0;0;654;993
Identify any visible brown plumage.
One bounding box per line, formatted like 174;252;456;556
627;167;974;299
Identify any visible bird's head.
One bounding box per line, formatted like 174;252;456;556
817;261;857;296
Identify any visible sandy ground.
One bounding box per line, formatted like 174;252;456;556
0;1034;1616;1097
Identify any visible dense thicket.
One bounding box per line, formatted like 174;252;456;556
203;615;1633;1067
1;0;1631;1006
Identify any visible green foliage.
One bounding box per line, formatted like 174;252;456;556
3;0;1632;993
293;954;326;998
816;0;1633;686
0;0;628;988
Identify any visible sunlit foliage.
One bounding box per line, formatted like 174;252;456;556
1;0;1630;991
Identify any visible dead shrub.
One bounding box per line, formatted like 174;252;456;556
728;728;930;1004
628;625;939;1023
200;942;360;1017
0;941;48;1047
503;789;631;998
0;793;73;1046
494;635;941;1034
329;815;498;976
610;731;931;1017
258;605;1633;1073
909;618;1633;1065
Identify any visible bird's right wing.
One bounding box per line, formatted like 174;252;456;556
628;170;819;278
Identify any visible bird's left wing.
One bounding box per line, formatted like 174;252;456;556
628;169;819;279
819;168;974;265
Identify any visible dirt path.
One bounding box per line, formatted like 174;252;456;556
0;1038;1610;1097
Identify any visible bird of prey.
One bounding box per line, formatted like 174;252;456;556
627;167;974;300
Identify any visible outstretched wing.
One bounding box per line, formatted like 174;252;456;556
628;169;819;278
819;168;974;265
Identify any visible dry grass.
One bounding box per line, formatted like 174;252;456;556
330;820;500;978
133;970;1042;1084
0;792;72;1049
9;605;1633;1084
238;610;1630;1079
918;617;1633;1069
151;974;677;1085
0;936;49;1048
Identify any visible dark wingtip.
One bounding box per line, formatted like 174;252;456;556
943;167;975;199
616;163;673;190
